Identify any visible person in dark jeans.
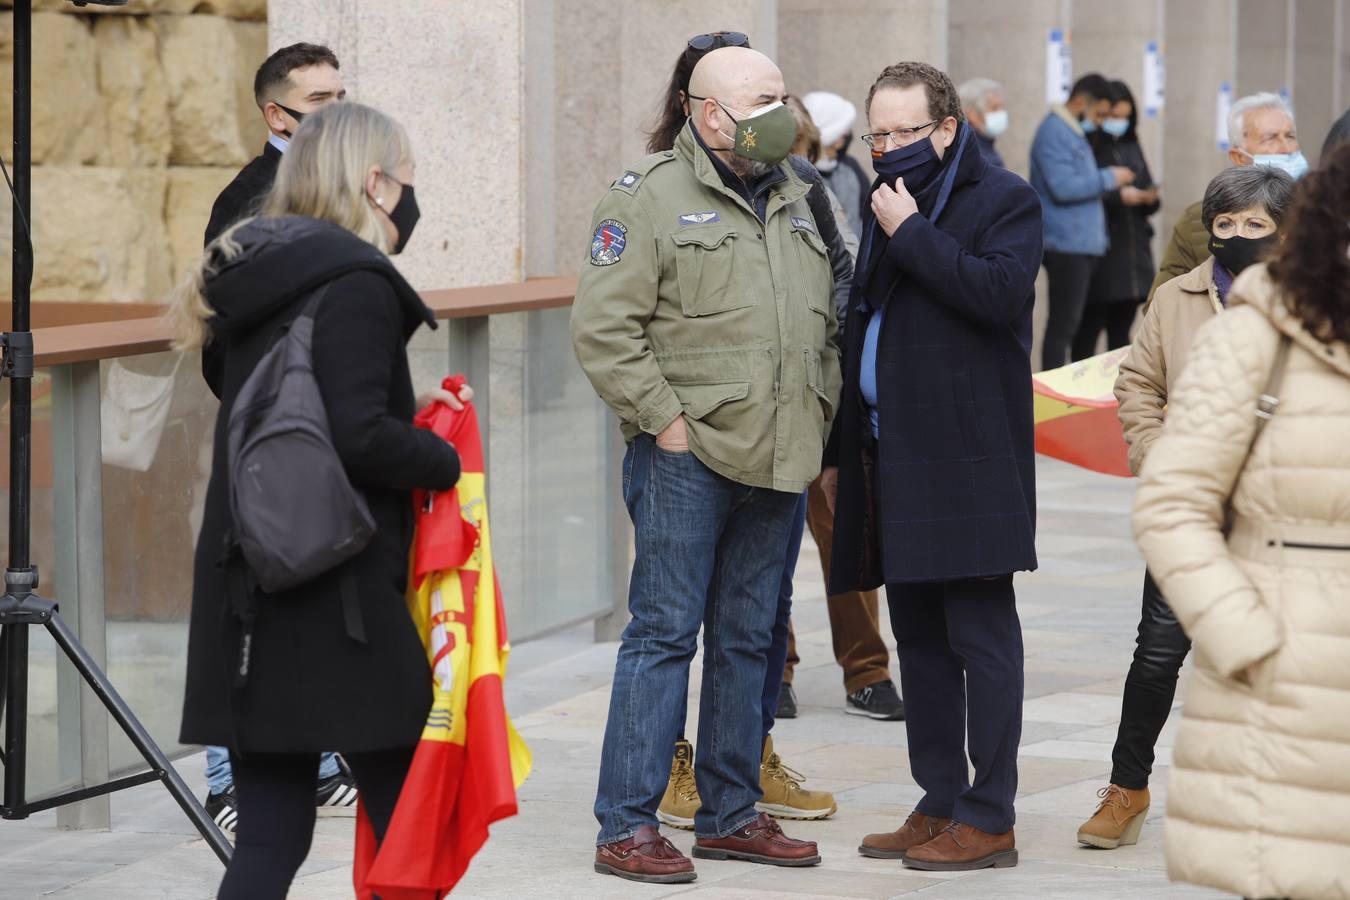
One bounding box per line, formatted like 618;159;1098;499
1073;80;1160;359
1030;73;1136;370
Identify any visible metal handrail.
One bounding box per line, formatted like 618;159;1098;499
29;276;579;367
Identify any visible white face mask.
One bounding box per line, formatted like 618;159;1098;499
982;109;1009;138
815;154;839;173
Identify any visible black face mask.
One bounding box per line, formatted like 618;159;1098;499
871;136;942;192
1208;233;1277;276
378;178;421;254
276;102;306;139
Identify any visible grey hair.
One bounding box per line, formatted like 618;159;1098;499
1228;91;1295;152
1201;165;1297;232
958;77;1002;113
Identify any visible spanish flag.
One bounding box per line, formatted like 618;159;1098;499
354;376;532;899
1033;348;1132;477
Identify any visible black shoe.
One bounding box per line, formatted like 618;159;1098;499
316;770;360;817
776;683;798;719
204;787;238;834
846;680;905;720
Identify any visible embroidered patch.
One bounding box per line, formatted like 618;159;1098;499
590;219;628;266
790;216;815;233
678;211;721;226
618;171;642;189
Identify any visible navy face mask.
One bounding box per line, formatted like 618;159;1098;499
871;136;942;192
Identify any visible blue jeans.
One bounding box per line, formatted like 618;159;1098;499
594;437;799;843
206;746;340;795
762;491;807;737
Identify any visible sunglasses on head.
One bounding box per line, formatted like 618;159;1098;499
687;31;750;52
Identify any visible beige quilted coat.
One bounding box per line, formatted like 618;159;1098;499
1133;263;1350;900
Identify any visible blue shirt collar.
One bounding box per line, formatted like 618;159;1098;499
268;133;290;154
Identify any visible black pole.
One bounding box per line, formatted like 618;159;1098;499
0;0;229;866
2;0;34;817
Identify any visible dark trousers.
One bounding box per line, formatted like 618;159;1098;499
887;576;1023;833
1042;251;1099;370
1071;300;1140;361
783;477;892;694
1110;570;1191;790
218;747;414;900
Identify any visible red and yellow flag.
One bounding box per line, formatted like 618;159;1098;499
1033;348;1132;477
354;377;532;899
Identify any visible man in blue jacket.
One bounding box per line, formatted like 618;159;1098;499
1030;73;1135;369
823;60;1043;873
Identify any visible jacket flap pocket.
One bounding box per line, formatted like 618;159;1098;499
671;225;735;251
672;381;751;420
794;225;828;257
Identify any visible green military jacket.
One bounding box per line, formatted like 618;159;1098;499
1147;200;1208;308
571;121;842;494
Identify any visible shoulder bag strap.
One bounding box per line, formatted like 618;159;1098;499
1247;333;1293;455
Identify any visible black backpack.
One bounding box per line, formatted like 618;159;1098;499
225;285;375;594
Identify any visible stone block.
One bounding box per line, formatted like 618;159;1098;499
165;166;235;285
0;11;109;165
0;166;174;302
193;0;267;21
95;15;170;166
160;15;268;167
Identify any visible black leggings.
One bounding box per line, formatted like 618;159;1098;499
1109;571;1191;789
218;746;415;900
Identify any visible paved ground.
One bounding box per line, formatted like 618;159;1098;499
0;459;1230;899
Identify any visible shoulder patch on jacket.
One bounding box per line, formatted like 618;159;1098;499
610;151;676;196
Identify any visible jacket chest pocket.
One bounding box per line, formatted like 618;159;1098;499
671;226;751;317
791;225;832;318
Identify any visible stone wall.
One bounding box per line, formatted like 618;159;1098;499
0;0;266;302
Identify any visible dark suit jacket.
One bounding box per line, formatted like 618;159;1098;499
203;142;282;391
828;126;1044;591
204;142;282;246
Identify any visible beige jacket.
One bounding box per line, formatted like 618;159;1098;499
1114;257;1223;475
1133;263;1350;900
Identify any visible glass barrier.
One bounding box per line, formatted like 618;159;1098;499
1;304;621;804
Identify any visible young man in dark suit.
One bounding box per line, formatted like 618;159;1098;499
200;41;350;835
204;42;346;244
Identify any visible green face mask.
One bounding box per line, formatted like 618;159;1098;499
718;100;797;165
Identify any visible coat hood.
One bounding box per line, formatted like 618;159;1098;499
204;215;437;340
1229;262;1350;378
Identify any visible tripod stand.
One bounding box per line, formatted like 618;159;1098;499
0;0;230;866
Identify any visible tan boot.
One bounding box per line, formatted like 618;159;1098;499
1077;784;1150;849
656;740;699;830
756;736;837;821
859;811;952;859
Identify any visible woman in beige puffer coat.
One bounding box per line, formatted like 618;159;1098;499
1133;149;1350;900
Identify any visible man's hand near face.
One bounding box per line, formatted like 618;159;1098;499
872;179;919;237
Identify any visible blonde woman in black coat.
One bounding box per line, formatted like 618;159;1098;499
171;102;465;899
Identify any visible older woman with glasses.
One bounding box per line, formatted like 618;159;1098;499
1079;163;1296;852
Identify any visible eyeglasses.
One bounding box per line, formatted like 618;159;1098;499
687;31;750;52
861;120;939;150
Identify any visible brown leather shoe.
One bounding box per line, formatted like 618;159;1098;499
693;813;821;867
594;825;697;884
902;821;1018;871
858;811;952;859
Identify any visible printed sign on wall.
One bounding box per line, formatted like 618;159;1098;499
1047;29;1072;106
1216;81;1234;150
1143;41;1165;118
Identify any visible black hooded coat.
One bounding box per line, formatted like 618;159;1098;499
180;216;461;753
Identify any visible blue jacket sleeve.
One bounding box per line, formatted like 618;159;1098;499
885;180;1044;327
1032;123;1116;204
